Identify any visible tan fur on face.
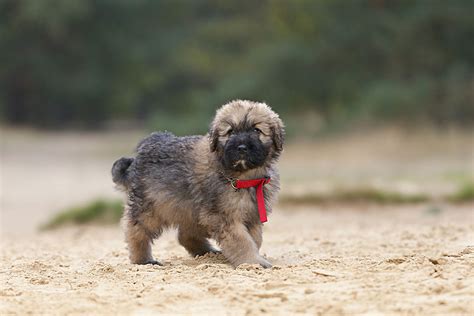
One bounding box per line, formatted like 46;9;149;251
209;100;284;153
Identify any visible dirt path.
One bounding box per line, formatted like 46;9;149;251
1;204;473;315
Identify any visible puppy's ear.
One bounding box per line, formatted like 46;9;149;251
209;125;219;152
271;118;285;152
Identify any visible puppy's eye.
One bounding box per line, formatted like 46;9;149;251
254;127;262;134
226;129;233;136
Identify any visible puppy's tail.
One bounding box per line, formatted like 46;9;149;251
112;157;134;189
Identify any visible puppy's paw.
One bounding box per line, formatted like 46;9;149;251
138;259;162;266
233;256;272;269
209;249;222;255
257;256;272;269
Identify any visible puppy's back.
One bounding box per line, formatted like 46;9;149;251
137;132;201;159
133;132;204;199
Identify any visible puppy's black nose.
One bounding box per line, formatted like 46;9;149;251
238;144;247;153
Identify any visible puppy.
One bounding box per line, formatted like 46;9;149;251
112;100;284;268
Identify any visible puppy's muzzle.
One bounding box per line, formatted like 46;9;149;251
237;144;248;159
237;144;247;153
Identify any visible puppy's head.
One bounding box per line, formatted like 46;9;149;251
209;100;284;172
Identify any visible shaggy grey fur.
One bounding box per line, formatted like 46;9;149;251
112;100;284;268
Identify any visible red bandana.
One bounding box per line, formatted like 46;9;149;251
231;177;271;223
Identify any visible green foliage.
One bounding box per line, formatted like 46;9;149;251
279;188;430;205
1;0;473;132
40;199;123;230
42;182;474;229
448;181;474;202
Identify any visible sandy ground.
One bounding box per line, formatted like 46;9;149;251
1;204;473;315
1;127;473;314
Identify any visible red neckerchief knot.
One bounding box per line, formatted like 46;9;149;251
233;177;271;223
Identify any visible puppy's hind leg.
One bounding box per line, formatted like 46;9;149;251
178;226;220;257
123;216;162;265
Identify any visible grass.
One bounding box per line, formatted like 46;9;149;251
447;181;474;202
279;188;430;205
40;199;123;230
41;182;474;230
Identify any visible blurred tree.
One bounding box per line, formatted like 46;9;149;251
0;0;472;131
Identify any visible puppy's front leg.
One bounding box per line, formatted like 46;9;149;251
247;223;263;250
216;223;271;268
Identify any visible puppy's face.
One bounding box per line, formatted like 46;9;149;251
209;100;284;172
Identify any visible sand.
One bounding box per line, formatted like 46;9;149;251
1;204;473;315
1;127;473;314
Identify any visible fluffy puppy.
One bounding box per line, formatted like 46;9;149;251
112;100;284;268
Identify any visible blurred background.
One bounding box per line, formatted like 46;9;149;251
0;0;473;234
